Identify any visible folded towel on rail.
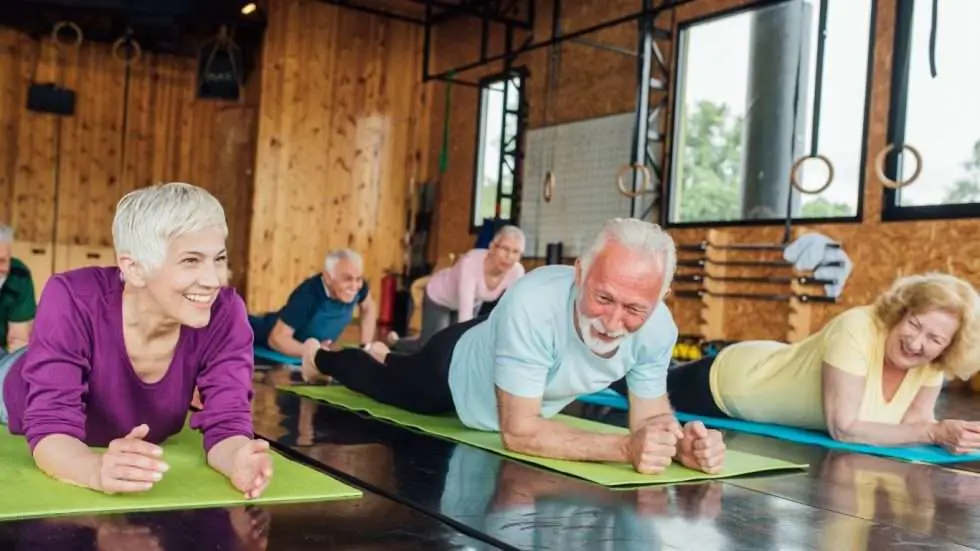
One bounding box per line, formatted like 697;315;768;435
783;233;852;298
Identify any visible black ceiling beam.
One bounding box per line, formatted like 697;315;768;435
425;0;697;83
413;0;531;29
317;0;427;25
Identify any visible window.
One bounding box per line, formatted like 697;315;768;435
666;0;874;226
882;0;980;220
471;70;526;230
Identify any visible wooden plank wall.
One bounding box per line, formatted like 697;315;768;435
246;0;432;313
427;0;980;344
0;27;258;295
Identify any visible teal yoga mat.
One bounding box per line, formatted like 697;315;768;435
254;346;302;366
577;389;980;465
254;343;359;368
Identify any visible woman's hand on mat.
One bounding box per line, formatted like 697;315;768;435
931;420;980;454
629;422;684;474
676;421;726;474
230;439;274;499
95;424;169;494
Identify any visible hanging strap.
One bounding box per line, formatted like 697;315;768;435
928;0;939;77
438;70;454;175
808;0;829;157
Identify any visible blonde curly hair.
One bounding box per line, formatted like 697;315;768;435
873;272;980;380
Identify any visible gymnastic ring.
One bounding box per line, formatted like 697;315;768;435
112;36;142;66
51;21;83;49
616;163;652;198
790;154;835;195
875;143;923;190
542;171;555;203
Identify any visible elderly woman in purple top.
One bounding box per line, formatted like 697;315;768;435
0;182;272;498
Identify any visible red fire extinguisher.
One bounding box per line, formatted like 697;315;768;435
379;272;398;326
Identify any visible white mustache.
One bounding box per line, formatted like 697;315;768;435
590;317;627;338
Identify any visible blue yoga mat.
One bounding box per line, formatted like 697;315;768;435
576;389;980;465
254;346;302;366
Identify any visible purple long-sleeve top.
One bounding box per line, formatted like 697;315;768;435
2;267;255;453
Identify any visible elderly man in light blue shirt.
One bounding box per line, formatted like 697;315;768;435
302;217;727;475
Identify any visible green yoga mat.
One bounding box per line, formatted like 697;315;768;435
0;427;362;521
282;385;808;487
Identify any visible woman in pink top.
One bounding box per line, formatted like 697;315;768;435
405;226;526;347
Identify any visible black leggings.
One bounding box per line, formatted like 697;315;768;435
610;356;728;418
312;316;487;415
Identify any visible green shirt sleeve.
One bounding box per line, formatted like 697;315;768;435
7;259;37;323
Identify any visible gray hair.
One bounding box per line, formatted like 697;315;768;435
324;249;363;275
578;218;676;301
0;225;14;244
113;182;228;270
492;225;526;251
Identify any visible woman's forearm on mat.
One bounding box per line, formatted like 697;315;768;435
207;435;250;480
33;434;103;490
829;419;935;446
502;418;630;463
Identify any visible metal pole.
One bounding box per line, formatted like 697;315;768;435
569;37;637;57
319;0;425;25
630;0;654;218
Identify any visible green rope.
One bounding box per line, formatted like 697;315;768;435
438;72;455;175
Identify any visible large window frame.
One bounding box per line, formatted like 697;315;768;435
662;0;878;229
470;68;527;233
881;0;980;221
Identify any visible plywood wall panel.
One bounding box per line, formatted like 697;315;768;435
246;0;432;313
0;25;259;296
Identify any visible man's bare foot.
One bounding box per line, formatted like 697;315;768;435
300;338;324;383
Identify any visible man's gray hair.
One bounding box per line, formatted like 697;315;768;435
113;182;228;270
492;225;526;251
578;218;676;300
0;225;14;244
324;249;363;275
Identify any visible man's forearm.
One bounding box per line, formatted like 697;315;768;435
832;420;935;446
207;435;250;480
33;434;103;490
360;307;377;343
502;418;631;463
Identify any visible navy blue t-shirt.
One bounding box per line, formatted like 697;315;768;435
251;274;369;348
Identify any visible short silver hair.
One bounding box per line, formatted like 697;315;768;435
324;249;363;276
578;218;676;301
0;225;14;244
113;182;228;270
492;225;526;252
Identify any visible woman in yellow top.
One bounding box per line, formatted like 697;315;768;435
626;273;980;453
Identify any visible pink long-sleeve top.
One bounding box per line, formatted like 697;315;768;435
2;267;255;453
424;249;525;321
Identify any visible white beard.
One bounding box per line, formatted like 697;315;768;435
577;310;628;356
0;276;7;291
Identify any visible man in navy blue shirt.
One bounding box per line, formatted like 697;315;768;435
250;249;378;357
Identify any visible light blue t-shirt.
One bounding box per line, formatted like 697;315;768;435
447;265;678;431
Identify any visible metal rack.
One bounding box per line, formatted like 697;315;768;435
319;0;703;223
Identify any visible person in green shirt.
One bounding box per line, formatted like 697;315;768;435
0;227;35;353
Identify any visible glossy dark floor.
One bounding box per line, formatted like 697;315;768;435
253;368;980;551
4;367;980;551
